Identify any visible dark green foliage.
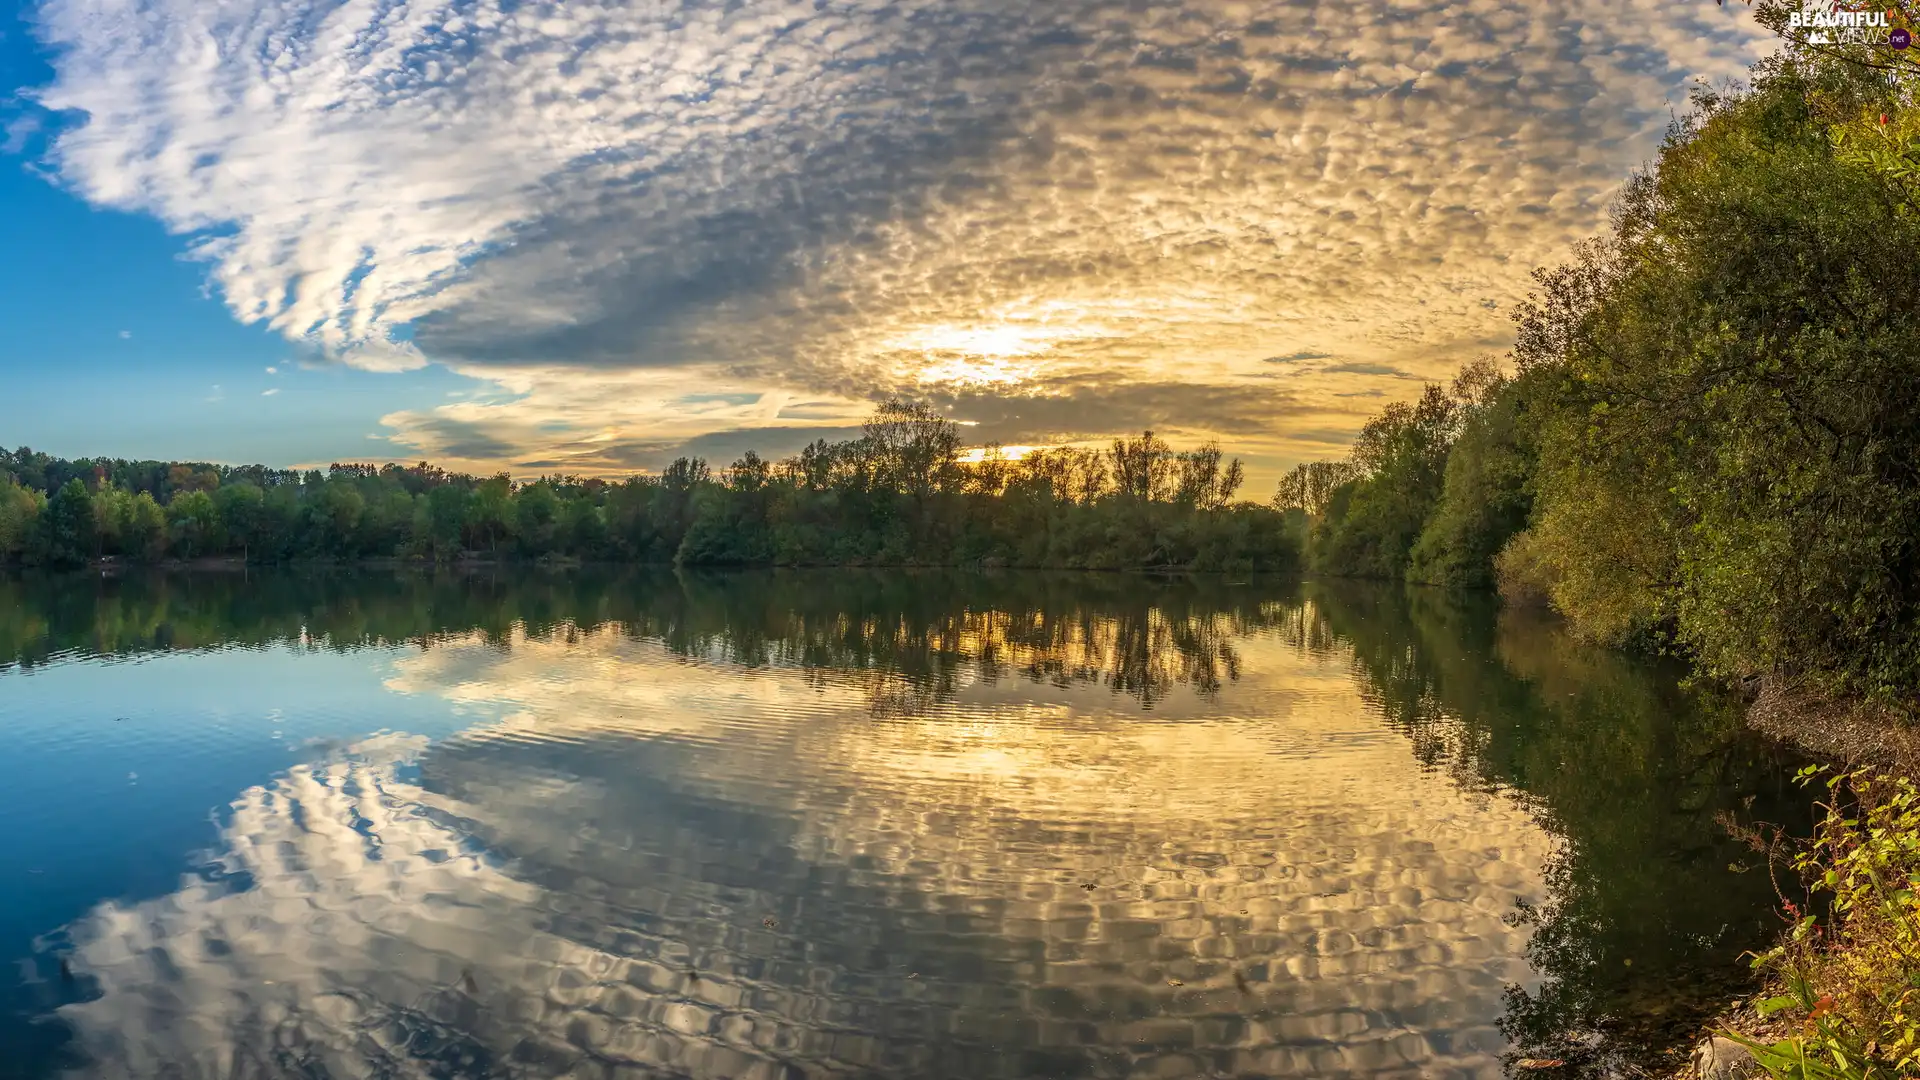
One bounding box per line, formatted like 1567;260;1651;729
1301;383;1462;579
1268;51;1920;707
40;479;95;568
1501;58;1920;702
0;404;1295;575
1408;369;1536;589
1299;580;1814;1072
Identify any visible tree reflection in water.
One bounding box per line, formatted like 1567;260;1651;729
0;569;1814;1078
1299;581;1816;1074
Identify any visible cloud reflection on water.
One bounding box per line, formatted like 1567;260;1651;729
53;609;1553;1079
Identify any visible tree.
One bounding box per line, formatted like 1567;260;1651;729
470;475;515;558
1272;460;1358;517
0;408;1303;575
1408;367;1535;589
0;479;46;562
122;492;167;561
725;451;771;493
1173;442;1245;510
41;479;97;567
1500;58;1920;697
166;489;221;558
650;458;709;551
864;400;961;500
1311;384;1460;579
214;482;265;562
422;485;469;561
1110;431;1172;501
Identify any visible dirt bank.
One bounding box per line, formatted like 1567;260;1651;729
1746;677;1920;779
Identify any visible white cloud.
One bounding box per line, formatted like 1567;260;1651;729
261;388;279;396
263;365;277;374
29;0;1774;480
117;329;130;339
0;114;39;155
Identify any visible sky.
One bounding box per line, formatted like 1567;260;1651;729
0;0;1773;492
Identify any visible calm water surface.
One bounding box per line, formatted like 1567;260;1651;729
0;570;1812;1080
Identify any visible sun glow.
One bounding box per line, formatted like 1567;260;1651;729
915;353;1040;387
957;445;1041;463
895;323;1068;358
888;314;1116;388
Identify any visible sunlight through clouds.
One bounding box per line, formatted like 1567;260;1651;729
25;0;1773;481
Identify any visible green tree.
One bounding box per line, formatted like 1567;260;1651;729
1408;362;1536;589
0;478;47;562
470;475;515;557
514;481;560;555
122;491;167;561
1504;59;1920;698
1314;384;1459;579
214;482;265;562
422;485;469;561
166;489;222;558
41;479;97;568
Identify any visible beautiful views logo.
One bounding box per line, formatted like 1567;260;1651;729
1788;3;1911;48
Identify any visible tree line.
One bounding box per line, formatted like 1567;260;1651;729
0;402;1296;574
1270;43;1920;707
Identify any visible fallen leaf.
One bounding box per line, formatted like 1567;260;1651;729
1514;1059;1564;1070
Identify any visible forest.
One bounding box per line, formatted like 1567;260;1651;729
0;403;1297;575
1267;42;1920;713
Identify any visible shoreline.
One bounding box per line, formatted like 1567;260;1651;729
1658;680;1918;1079
13;555;1290;576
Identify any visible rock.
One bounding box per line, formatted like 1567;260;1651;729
1691;1036;1760;1080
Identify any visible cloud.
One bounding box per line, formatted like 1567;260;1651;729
28;0;1773;478
0;114;38;155
1322;361;1418;378
117;329;130;339
1264;351;1332;364
264;366;277;374
49;628;1559;1080
261;388;279;396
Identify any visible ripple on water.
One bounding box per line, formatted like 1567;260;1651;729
39;625;1554;1079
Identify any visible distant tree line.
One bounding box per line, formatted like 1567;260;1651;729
1271;49;1920;706
0;402;1295;574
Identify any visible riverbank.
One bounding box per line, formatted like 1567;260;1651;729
1653;682;1920;1080
73;553;590;573
48;553;1287;576
1746;680;1920;781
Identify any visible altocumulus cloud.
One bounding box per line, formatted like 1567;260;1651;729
26;0;1769;479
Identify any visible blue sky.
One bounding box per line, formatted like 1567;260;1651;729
0;0;1773;487
0;0;474;468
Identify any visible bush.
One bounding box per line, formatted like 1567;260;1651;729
1735;768;1920;1079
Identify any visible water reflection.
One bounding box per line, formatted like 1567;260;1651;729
1305;582;1815;1071
0;570;1811;1078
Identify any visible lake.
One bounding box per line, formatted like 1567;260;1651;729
0;569;1813;1079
